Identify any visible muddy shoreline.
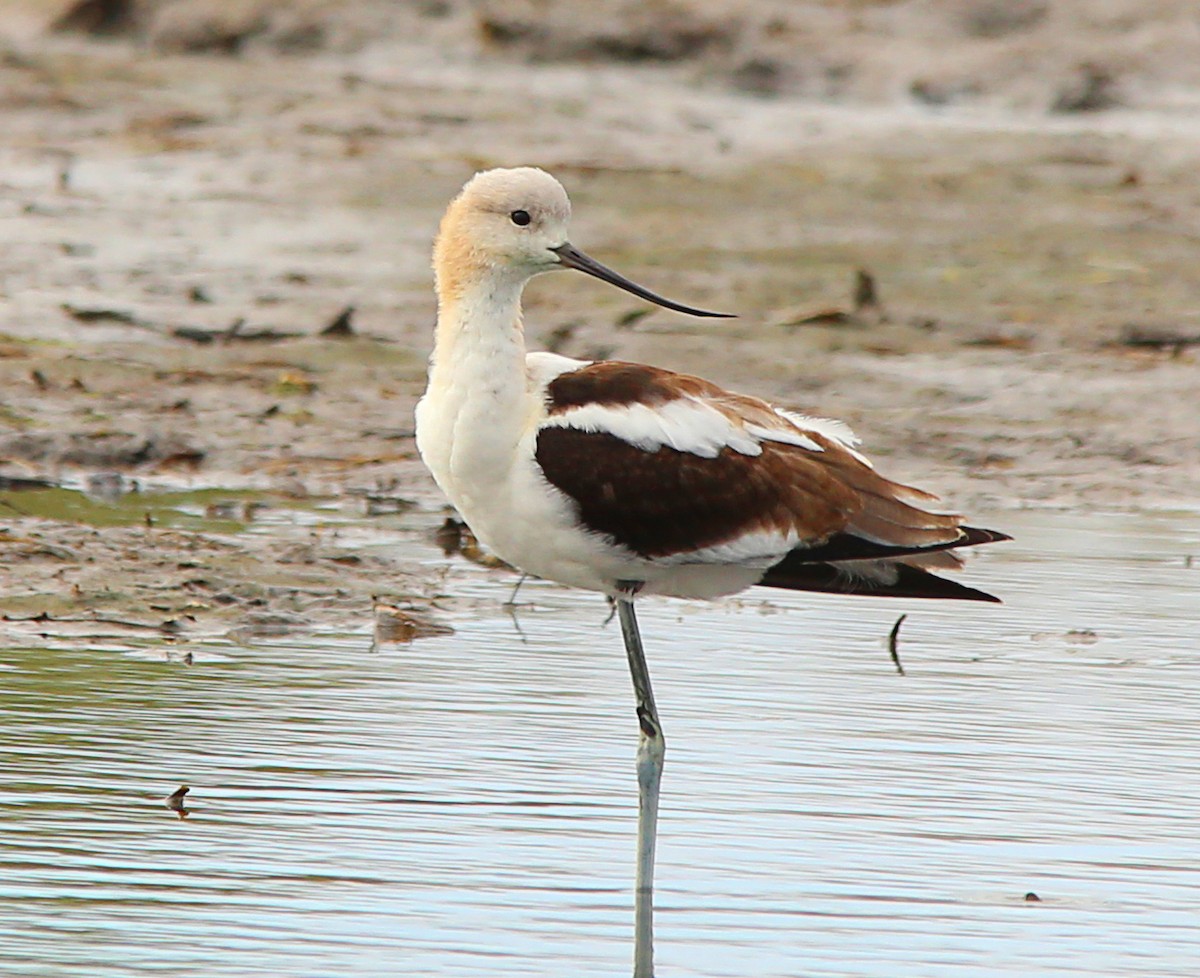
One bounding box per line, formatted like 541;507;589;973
2;11;1198;642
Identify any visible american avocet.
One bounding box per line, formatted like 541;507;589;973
415;166;1009;976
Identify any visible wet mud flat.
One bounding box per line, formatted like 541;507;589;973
2;8;1200;642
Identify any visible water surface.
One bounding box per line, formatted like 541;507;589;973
2;509;1198;977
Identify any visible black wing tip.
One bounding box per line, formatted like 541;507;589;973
960;525;1013;545
779;525;1011;566
970;588;1004;604
759;562;1004;603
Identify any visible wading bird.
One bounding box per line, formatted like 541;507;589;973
415;167;1008;977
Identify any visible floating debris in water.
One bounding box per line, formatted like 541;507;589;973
888;614;907;676
204;500;269;522
165;785;191;819
371;598;453;648
430;516;513;570
433;516;466;555
1032;629;1100;646
350;493;415;517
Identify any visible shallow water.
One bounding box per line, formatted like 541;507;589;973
2;509;1199;978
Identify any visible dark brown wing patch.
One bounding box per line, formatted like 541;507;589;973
534;427;855;558
546;362;659;413
546;361;730;414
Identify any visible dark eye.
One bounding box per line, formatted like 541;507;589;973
510;209;531;227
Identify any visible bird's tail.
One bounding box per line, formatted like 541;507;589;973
758;526;1010;602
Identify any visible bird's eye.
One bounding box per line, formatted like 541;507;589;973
510;209;531;227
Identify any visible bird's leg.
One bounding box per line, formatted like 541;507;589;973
615;581;663;978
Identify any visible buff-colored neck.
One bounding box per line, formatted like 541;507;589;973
429;213;531;389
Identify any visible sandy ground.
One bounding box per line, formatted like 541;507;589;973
1;0;1198;641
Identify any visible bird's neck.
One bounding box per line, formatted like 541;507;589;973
421;275;536;510
430;275;528;380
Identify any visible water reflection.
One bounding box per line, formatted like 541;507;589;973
1;510;1198;977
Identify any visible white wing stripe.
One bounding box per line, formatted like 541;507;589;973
745;423;824;452
775;409;871;466
542;398;763;458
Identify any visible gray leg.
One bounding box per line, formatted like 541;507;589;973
616;586;664;978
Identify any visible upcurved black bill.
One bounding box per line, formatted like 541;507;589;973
551;243;734;319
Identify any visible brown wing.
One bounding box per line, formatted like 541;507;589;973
535;426;853;559
536;424;995;554
536;361;1008;592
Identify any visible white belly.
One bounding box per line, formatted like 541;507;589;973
417;366;769;601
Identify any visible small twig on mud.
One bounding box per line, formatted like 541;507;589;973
320;305;356;338
1115;326;1200;357
888;614;907;676
172;318;303;345
61;303;153;328
0;476;57;492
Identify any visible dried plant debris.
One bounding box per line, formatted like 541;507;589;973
0;432;205;470
320;305;356;338
1052;63;1120;114
476;1;734;64
61;304;152;328
780;269;884;328
1;611;192;636
172;319;303;345
0;475;57;492
50;0;139;37
1113;326;1200;356
957;0;1048;40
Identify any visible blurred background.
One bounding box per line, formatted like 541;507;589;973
3;6;1200;978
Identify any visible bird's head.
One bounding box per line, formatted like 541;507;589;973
434;166;732;317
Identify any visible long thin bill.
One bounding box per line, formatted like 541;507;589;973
550;243;734;318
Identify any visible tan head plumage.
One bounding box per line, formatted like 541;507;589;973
434;167;572;303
